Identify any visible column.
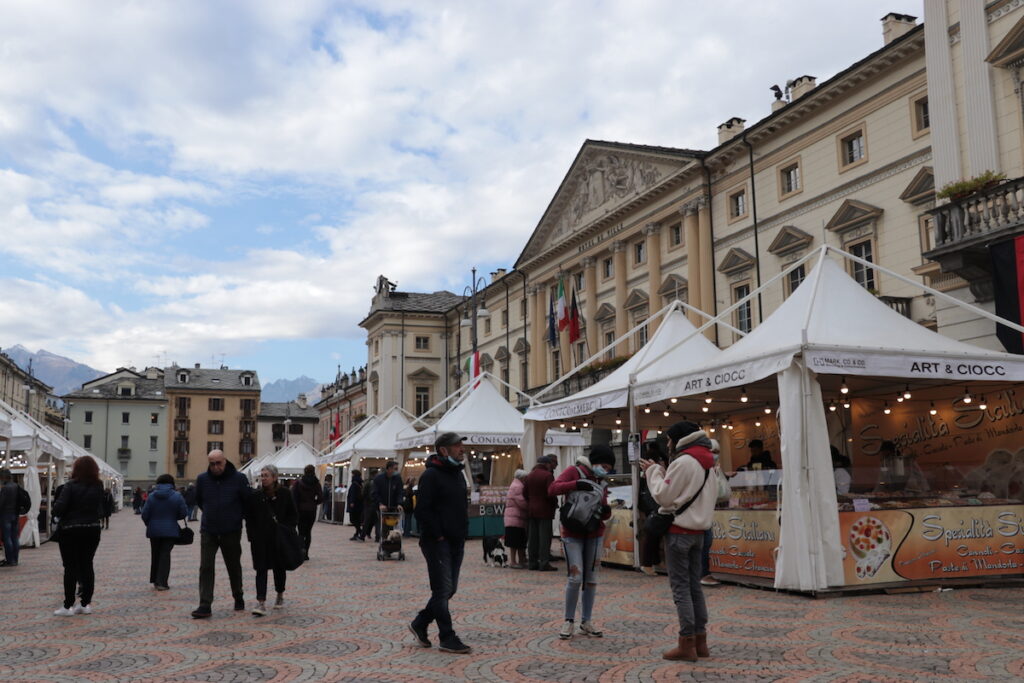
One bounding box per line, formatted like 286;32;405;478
612;241;628;355
959;0;999;176
644;223;663;335
529;285;545;388
683;204;702;327
583;257;598;361
923;0;962;188
697;198;716;341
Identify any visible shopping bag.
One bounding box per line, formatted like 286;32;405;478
276;523;304;571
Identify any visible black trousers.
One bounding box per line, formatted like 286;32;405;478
199;530;243;607
348;507;363;530
149;537;176;587
526;518;553;569
58;527;101;608
255;564;287;601
360;508;378;540
297;511;316;556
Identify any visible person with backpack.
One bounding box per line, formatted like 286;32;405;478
547;445;615;641
292;465;323;561
640;420;718;663
0;468;30;567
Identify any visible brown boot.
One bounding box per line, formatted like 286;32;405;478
662;635;698;661
695;632;710;658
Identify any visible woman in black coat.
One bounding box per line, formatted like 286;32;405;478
347;471;364;540
247;464;298;616
52;456;106;616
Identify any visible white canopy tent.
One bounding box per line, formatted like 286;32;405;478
259;440;320;478
627;246;1024;592
321;407;421;484
395;377;526;450
0;409;11;441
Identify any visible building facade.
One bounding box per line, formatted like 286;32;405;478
314;366;368;452
256;396;319;459
164;364;260;481
64;367;168;487
0;348;54;424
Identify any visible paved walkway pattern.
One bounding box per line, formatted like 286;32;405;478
1;511;1022;682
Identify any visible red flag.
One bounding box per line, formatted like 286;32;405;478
332;411;341;442
568;290;582;343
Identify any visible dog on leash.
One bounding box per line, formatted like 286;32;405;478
482;536;508;567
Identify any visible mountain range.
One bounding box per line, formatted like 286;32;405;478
260;376;322;403
3;345;106;397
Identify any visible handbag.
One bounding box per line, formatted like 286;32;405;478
269;504;304;571
644;459;711;538
175;521;194;546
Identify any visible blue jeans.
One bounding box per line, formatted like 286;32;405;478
665;533;708;637
561;535;602;622
1;514;19;565
413;538;465;641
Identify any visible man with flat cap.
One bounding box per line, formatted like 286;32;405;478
409;432;471;654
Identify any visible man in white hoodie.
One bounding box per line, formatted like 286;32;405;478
639;420;717;663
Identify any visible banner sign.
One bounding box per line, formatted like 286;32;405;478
526;389;627;422
709;510;779;579
839;505;1024;584
635;351;796;404
600;507;635;566
805;350;1024;382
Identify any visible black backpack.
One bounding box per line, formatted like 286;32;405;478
558;468;606;535
16;486;31;515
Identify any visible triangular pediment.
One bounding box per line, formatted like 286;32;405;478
825;199;883;233
624;289;649;310
480;353;494;370
718;248;756;275
407;366;439;381
988;15;1024;67
899;166;934;205
515;141;700;267
659;274;688;299
594;303;617;322
495;345;509;362
513;338;530;355
767;225;814;256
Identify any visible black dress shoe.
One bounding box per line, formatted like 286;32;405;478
191;605;211;619
234;598;245;611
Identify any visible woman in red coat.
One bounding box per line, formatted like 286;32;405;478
548;445;615;640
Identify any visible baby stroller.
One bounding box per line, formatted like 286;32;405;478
377;510;405;561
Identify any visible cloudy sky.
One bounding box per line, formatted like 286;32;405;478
0;0;916;383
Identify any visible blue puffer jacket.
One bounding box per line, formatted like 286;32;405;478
141;483;188;538
195;461;251;535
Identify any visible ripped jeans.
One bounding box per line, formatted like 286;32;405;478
561;535;602;622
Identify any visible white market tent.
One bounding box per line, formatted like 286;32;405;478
627;245;1024;592
257;440;320;478
320;407;421;483
0;409;11;441
395;377;526;450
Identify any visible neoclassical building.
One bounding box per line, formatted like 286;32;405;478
361;6;1024;419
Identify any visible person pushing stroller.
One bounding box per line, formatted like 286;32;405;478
372;461;404;540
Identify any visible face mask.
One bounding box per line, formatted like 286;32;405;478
592;465;608;477
445;456;462;467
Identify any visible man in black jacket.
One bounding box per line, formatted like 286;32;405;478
409;432;471;654
372;460;404;538
191;450;250;619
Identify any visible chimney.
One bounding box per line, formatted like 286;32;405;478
790;75;817;100
194;362;201;369
717;117;746;145
491;268;507;283
297;393;308;409
882;13;917;45
146;367;159;380
770;85;787;112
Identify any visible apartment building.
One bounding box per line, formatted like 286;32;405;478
314;366;368;452
256;395;319;459
0;349;54;425
64;367;168;487
164;364;260;481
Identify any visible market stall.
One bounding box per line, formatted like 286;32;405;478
627;246;1024;592
258;440;319;481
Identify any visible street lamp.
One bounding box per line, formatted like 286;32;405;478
283;418;292;448
460;266;490;382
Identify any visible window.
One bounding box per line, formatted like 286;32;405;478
207;441;224;453
848;239;877;290
241;420;254;435
484;317;492;335
150;412;159;425
415;336;430;350
733;283;752;334
121;411;130;424
240;439;254;456
519;361;527;389
83;434;92;449
241;375;252;387
415;386;431;415
786;265;806;297
552;350;561;379
636;319;649;349
149;461;157;476
501;366;510;399
272;424;285;441
176;464;185;478
669;223;682;247
208;420;224;435
374;339;380;355
174;418;189;433
501;309;509;327
633;241;646;265
576;341;586;363
728;188;748;220
120;435;129;449
911;94;930;137
177;372;189;383
779;161;801;197
150;436;158;450
288;422;303;435
120;386;132;397
604;330;616;360
574;272;584;292
839;126;867;169
601;257;613;280
240;398;255;415
520;299;527;320
208;398;224;411
173;440;188;457
84;411;93;424
176;396;190;413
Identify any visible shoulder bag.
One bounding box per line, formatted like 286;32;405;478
175;519;194;546
269;499;304;571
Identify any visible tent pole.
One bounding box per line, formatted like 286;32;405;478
628;377;641;570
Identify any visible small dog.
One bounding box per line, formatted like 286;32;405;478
482;536;508;567
386;529;402;544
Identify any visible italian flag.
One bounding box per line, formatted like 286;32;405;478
556;276;569;331
465;351;481;385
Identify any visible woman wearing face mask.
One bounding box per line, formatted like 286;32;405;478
548;445;615;640
247;464;298;616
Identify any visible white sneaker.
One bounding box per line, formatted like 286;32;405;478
700;576;721;586
73;604;92;615
252;602;267;617
273;593;284;609
579;620;603;637
559;620;574;639
53;607;75;616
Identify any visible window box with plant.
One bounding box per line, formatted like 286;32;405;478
935;171;1006;202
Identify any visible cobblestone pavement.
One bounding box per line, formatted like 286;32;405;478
2;511;1023;682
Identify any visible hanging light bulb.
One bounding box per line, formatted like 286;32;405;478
670;397;678;404
704;392;713;404
828;401;837;412
582;420;589;428
559;422;566;429
643;406;651;414
740;387;749;403
842;399;851;409
929;402;937;416
614;414;622;426
978;395;987;410
840;377;849;395
963;387;972;404
903;385;912;400
701;405;709;413
754;420;762;427
883;401;891;415
896;393;904;403
708;423;716;433
764;406;772;414
663;410;671;417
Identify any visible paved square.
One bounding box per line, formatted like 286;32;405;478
1;511;1022;681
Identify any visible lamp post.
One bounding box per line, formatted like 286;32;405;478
283;418;292;449
460;267;491;384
